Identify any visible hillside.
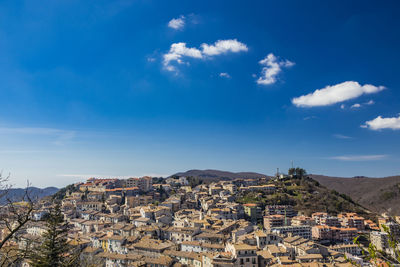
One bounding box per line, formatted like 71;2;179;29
236;176;370;217
311;175;400;215
0;187;59;204
171;169;268;181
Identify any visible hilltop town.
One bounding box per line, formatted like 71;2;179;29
1;172;400;266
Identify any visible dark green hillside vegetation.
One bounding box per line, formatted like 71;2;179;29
52;184;80;200
236;168;369;217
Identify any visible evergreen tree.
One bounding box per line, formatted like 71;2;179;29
30;204;79;267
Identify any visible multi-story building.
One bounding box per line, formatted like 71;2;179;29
312;225;333;240
311;212;328;224
291;215;315;226
384;222;400;239
264;215;289;230
339;213;365;230
319;216;341;227
243;203;263;224
265;205;297;218
125;176;153;192
125;195;153;208
370;231;389;251
225;243;258;267
312;225;358;242
270;225;312;239
79;178;119;192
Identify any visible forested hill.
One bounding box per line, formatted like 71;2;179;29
0;187;58;204
311;174;400;215
235;175;370;217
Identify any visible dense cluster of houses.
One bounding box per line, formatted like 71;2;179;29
1;176;400;267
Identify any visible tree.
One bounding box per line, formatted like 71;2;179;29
29;204;79;267
295;168;307;179
350;221;400;266
0;173;34;265
288;167;307;179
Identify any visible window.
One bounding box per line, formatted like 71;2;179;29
246;258;249;262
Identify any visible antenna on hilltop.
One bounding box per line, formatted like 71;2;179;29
291;160;294;169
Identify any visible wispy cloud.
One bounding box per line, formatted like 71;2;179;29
0;150;61;154
256;53;294;85
57;174;116;179
303;116;317;121
333;134;352;139
330;155;387;161
163;39;248;72
362;114;400;130
219;72;231;78
168;15;185;30
341;100;375;110
292;81;385;107
0;127;76;145
57;173;168;179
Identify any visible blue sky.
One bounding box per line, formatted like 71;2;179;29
1;0;399;187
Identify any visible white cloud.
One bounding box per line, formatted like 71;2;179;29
219;72;231;78
340;104;345;109
362;114;400;130
333;134;352;139
365;100;375;105
201;39;248;56
168;15;185;30
351;103;361;108
163;42;202;71
256;53;294;85
292;81;385;107
163;39;248;72
330;155;387;161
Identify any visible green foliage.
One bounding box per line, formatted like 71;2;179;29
351;223;400;266
187;176;203;188
236;193;260;204
236;168;368;216
29;204;80;267
152;177;166;184
288;167;307;179
52;184;78;200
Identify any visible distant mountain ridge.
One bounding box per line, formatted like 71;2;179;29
0;187;59;204
171;169;268;181
311;174;400;215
